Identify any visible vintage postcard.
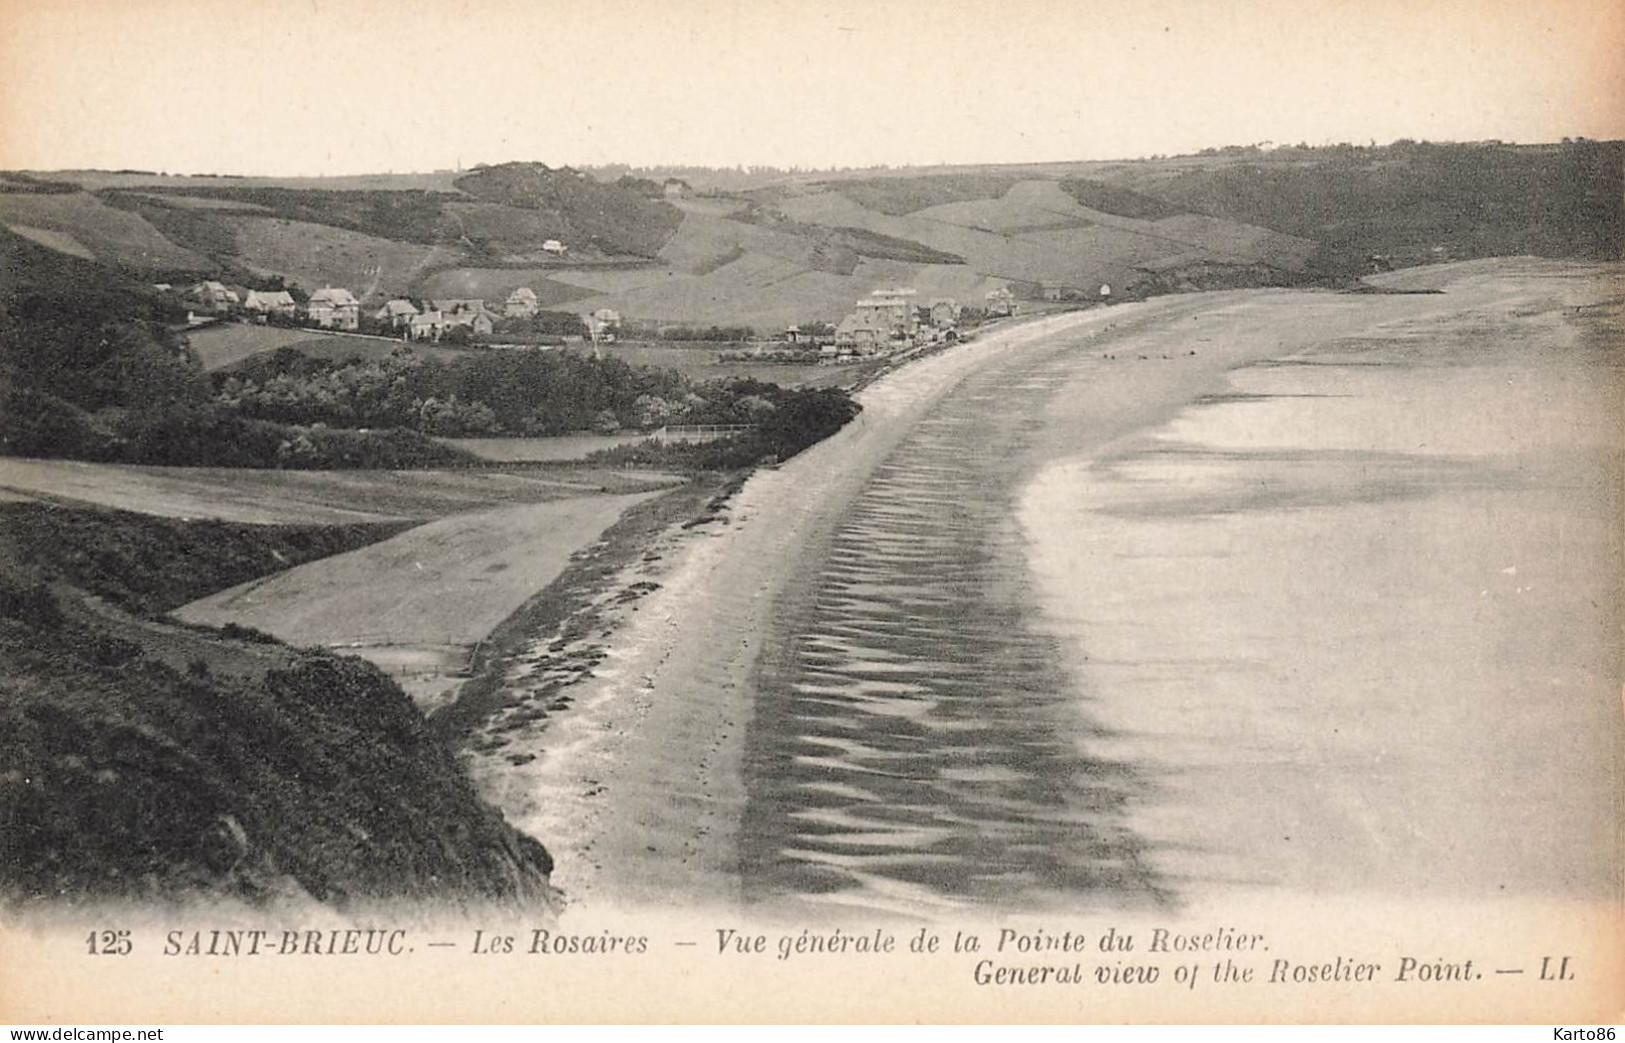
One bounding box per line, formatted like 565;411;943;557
0;0;1620;1025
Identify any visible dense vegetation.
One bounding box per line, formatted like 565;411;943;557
216;347;857;452
0;173;80;195
99;190;247;260
657;325;757;342
1059;178;1186;221
0;574;554;906
111;185;458;244
826;225;966;265
1119;139;1624;273
589;383;860;470
454;162;683;257
0;501;411;616
490;310;589;339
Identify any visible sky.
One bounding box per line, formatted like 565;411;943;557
0;0;1621;176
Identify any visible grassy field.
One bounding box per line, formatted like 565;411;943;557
224;214;465;299
173;490;663;709
415;266;592;304
656;211;820;272
187;323;385;369
186;322;481;370
173;492;657;648
828;173;1018;215
43;170;467;192
0;457;676;524
443;434;656;461
591;342;866;388
7;225;95;259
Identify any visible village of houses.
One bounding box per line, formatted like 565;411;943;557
160;274;1037;364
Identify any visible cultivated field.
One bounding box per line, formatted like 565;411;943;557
8;225;95;259
174;491;661;709
53;170;467;193
0;191;207;270
442;434;655;461
187;323;386;369
186;321;476;370
0;457;675;524
415;267;592;304
225;214;463;300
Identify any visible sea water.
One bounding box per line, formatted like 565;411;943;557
741;276;1623;915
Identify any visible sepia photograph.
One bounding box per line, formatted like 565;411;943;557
0;0;1620;1025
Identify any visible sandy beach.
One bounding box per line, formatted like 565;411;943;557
470;291;1320;909
470;259;1623;914
467;309;1112;907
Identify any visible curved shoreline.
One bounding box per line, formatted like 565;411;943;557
485;309;1101;909
481;264;1600;914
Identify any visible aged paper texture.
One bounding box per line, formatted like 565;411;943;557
0;0;1621;1025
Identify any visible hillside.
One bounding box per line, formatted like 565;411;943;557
2;140;1618;330
452;162;683;259
1094;139;1625;273
0;501;554;907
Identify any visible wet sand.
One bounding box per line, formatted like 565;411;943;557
487;292;1335;909
478;310;1105;907
1023;259;1624;906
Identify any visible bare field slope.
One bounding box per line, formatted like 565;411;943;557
225;215;464;299
0;191;208;270
174;493;654;649
173;490;661;709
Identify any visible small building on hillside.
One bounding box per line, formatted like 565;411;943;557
583;310;620;343
784;325;836;348
436;299;496;335
374;298;420;328
985;286;1017;316
306;287;360;330
834;314;886;354
188;280;240;314
854;288;917;337
505;286;540;318
410;310;447;342
662;178;691;199
1040;281;1083;302
542;239;568;256
243;289;297;319
928;299;961;328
